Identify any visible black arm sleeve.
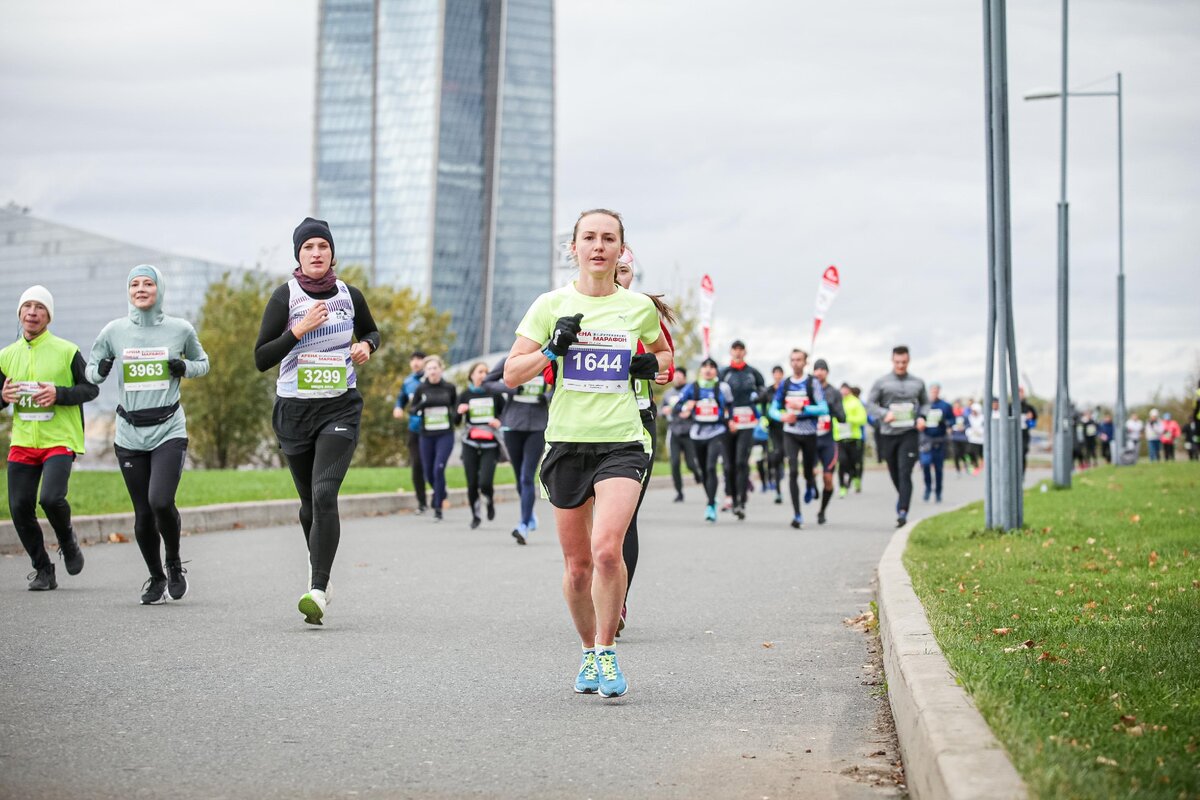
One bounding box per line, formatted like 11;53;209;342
254;285;298;372
408;386;428;415
348;286;381;353
829;387;846;423
55;351;100;406
449;384;461;426
0;366;8;410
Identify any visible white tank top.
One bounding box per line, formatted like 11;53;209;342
276;279;357;399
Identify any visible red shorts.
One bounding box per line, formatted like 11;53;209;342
8;446;75;465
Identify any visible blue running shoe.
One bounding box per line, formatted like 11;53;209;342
923;487;932;502
704;503;717;523
574;650;599;694
512;522;528;546
527;512;538;532
595;649;628;697
804;485;817;504
791;514;803;529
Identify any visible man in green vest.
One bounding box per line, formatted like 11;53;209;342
0;285;98;590
834;383;869;497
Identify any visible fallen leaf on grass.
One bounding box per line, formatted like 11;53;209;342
1130;514;1141;524
1148;550;1158;567
1037;651;1064;663
1083;600;1098;610
1119;714;1137;726
992;627;1013;636
107;532;129;543
1042;538;1055;548
1096;756;1119;767
1126;725;1144;737
1003;639;1036;653
1087;537;1096;545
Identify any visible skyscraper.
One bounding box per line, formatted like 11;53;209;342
314;0;554;362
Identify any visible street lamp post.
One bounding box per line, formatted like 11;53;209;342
1025;74;1126;465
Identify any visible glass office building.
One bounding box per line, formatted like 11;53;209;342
314;0;555;362
0;207;249;412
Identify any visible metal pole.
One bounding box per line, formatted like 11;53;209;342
992;0;1021;529
1114;72;1127;465
982;0;997;528
1052;0;1073;487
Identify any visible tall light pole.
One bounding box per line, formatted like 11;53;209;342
1025;74;1125;463
1053;0;1072;488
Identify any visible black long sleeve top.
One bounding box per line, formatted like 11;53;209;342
253;282;381;373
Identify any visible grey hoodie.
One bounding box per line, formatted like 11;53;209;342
87;265;210;451
867;371;928;436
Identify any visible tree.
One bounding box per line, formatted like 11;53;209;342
182;272;278;468
338;267;455;467
665;286;703;372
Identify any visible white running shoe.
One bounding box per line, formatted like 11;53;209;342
298;589;327;625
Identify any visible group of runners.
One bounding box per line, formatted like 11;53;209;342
16;208;1185;702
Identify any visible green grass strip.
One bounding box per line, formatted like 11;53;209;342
0;460;673;519
903;462;1200;798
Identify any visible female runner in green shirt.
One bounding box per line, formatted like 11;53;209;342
503;209;670;698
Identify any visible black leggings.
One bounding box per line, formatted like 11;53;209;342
407;430;426;508
768;425;785;489
8;454;76;571
462;444;498;514
723;428;755;505
284;434;356;591
692;435;724;505
116;438;188;579
668;429;698;494
623;412;656;600
838;440;861;488
783;433;817;516
880;430;920;515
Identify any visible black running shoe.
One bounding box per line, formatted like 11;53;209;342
27;565;57;591
59;536;84;575
817;511;826;525
734;505;746;521
512;524;527;545
434;509;443;522
486;498;495;521
415;504;428;516
895;513;908;529
141;576;167;605
673;492;684;503
166;561;189;600
470;515;481;530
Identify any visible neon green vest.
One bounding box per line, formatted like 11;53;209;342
0;330;87;453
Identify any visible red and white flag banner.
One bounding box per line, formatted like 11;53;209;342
811;265;840;351
699;274;715;360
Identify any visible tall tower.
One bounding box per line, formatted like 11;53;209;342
314;0;555;362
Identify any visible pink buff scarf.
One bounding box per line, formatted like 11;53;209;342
293;266;338;294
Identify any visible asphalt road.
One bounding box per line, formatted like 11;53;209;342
0;462;994;800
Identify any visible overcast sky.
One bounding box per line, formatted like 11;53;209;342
2;1;1197;406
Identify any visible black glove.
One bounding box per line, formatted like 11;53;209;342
168;359;186;378
629;353;659;380
546;313;584;357
98;357;114;378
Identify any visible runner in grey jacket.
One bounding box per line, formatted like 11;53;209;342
484;356;550;544
87;265;210;604
866;345;927;528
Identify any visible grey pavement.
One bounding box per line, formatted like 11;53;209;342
0;464;992;800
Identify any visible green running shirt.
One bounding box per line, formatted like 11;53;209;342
516;282;661;450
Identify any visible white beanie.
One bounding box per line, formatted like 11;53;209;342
18;285;54;321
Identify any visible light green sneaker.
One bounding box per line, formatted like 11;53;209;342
298;589;327;625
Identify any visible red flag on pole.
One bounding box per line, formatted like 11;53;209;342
699;274;715;359
811;266;840;351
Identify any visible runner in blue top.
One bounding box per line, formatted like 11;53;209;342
675;357;734;523
919;382;955;503
392;350;428;514
768;348;827;529
810;359;846;525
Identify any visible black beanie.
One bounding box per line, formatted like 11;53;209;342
293;217;335;262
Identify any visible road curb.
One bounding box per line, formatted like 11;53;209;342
0;475;675;553
877;523;1028;800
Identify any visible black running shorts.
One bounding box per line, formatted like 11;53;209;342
816;435;839;473
272;390;363;456
539;441;650;509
